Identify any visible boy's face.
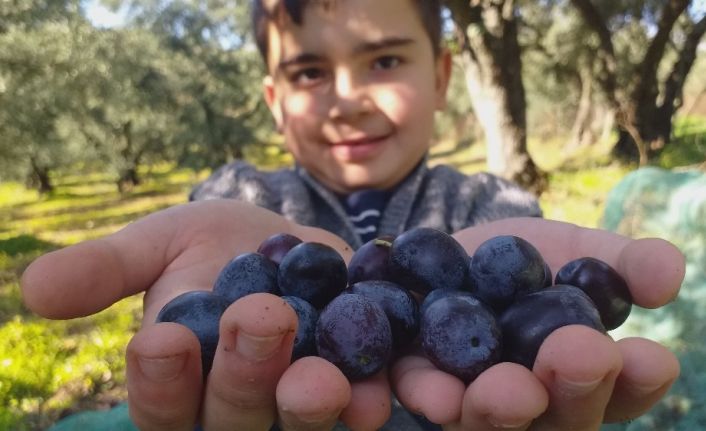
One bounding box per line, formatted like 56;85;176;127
263;0;451;194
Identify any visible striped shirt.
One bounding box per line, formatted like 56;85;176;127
338;189;390;243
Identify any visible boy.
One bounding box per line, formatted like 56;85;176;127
189;0;542;251
22;0;684;430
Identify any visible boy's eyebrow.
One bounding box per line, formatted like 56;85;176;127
278;53;324;70
277;36;416;70
352;36;415;55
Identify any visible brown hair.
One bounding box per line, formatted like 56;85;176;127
251;0;443;66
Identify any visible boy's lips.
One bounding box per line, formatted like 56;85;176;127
330;134;390;162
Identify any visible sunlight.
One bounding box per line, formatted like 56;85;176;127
83;0;128;28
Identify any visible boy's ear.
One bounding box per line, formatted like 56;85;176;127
263;75;284;132
434;49;453;111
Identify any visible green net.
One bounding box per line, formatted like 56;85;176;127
601;167;706;430
47;403;137;431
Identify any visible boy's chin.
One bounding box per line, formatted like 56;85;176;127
326;165;415;193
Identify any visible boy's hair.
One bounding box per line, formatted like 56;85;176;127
251;0;443;67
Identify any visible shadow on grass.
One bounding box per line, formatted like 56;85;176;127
121;182;192;200
54;176;116;188
1;191;118;216
4;197;123;222
5;182;191;224
0;235;59;258
0;235;61;324
36;204;176;233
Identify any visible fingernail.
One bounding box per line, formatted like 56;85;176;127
488;417;531;429
236;331;284;361
629;381;664;396
555;376;603;398
138;354;187;382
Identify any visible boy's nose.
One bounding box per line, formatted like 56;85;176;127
328;70;373;120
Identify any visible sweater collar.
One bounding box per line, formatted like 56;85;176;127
295;156;429;248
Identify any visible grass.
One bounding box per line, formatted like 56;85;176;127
0;164;205;430
1;121;704;430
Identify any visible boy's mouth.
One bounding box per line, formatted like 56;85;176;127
330;135;390;162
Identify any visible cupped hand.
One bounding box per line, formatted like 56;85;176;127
21;200;393;431
391;217;684;430
21;205;685;431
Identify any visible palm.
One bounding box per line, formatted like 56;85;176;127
21;201;684;431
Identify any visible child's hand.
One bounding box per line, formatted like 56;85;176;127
21;203;684;431
21;200;373;430
390;217;684;430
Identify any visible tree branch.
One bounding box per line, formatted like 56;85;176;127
661;14;706;114
635;0;690;108
568;0;619;108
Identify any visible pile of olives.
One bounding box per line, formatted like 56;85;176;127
157;228;632;382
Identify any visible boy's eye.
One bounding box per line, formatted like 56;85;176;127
290;67;327;86
372;56;402;70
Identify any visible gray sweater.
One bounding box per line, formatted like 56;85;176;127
190;159;542;249
190;159;541;430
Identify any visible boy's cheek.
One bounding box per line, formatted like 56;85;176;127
282;93;324;120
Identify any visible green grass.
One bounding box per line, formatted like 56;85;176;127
1;122;704;429
660;115;706;169
0;164;204;430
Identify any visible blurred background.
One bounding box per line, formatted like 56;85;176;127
1;0;705;429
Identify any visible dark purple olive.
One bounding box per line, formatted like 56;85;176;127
542;262;553;288
499;285;606;369
281;295;319;361
257;233;303;266
156;291;230;378
555;257;632;330
278;242;348;309
212;252;279;304
348;280;420;350
388;227;470;295
347;235;394;285
421;295;501;383
420;288;480;317
469;235;546;313
316;293;392;380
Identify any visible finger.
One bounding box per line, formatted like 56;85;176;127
275;356;351;431
19;201;279;319
613;237;684;308
460;362;548;430
604;337;680;422
126;322;203;431
530;325;623;431
453;218;685;308
201;293;297;431
339;368;392;430
391;355;466;425
20;200;353;321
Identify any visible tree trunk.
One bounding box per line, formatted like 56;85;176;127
614;15;706;162
447;0;547;195
571;0;693;164
117;121;141;192
565;66;595;153
118;167;141;193
598;106;615;143
656;15;706;146
28;157;53;194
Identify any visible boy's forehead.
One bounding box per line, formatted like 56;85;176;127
264;0;421;70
